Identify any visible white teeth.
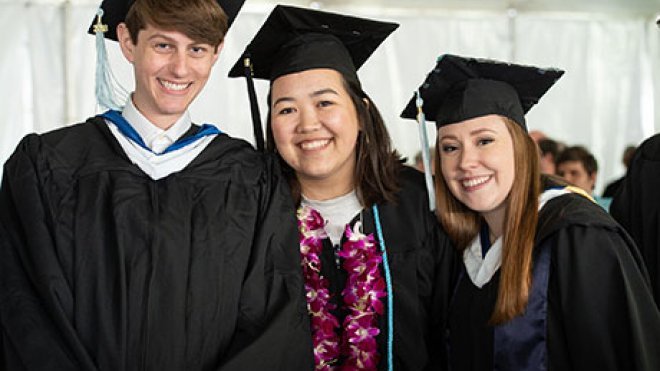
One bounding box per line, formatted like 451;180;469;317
160;79;189;91
462;176;490;188
300;139;330;150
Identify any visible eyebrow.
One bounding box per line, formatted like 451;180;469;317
469;128;497;135
310;88;339;97
147;33;176;43
147;33;209;48
272;88;339;107
438;133;457;141
272;96;294;106
438;127;497;141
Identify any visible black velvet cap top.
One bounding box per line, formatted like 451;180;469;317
88;0;245;41
227;5;399;85
400;54;564;130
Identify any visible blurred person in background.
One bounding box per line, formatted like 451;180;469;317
611;134;660;308
602;144;636;198
537;137;564;175
556;145;611;211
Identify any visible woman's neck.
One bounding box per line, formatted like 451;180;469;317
482;204;506;243
299;177;355;201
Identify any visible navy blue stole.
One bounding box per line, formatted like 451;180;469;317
493;243;550;371
480;223;491;257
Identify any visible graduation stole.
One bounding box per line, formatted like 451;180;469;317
100;110;221;154
298;206;387;371
493;185;583;370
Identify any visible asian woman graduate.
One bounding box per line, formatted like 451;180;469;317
230;5;458;371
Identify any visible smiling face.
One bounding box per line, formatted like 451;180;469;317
270;68;360;200
117;23;221;129
438;114;515;224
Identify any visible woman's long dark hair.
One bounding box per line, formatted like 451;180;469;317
266;74;403;207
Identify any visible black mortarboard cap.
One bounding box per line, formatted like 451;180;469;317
88;0;245;41
400;54;564;130
228;5;399;85
228;5;398;151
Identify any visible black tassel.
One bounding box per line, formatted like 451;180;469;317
243;54;265;151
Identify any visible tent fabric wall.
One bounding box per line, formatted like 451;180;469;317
1;2;657;194
515;15;651;190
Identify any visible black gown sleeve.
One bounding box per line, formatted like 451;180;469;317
426;216;459;371
385;167;458;371
610;134;660;307
0;135;97;370
548;223;660;370
218;154;313;371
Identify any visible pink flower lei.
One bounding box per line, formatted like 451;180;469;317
298;205;387;371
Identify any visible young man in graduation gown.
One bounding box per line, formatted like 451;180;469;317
0;0;312;369
611;135;660;308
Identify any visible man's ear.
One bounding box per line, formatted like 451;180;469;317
590;171;598;190
116;23;135;63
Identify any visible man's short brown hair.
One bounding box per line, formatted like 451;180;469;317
556;145;598;175
124;0;228;49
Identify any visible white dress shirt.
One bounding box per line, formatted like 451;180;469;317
121;97;192;154
105;96;218;180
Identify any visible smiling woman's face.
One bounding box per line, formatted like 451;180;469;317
438;114;515;221
270;68;360;198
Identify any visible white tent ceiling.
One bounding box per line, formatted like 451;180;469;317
4;0;660;17
286;0;660;16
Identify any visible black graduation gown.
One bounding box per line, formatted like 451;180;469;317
602;176;624;199
0;117;313;370
610;133;660;308
448;190;660;371
316;167;457;371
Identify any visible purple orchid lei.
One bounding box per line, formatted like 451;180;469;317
298;205;387;371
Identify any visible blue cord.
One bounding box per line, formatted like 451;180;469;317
372;205;394;371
